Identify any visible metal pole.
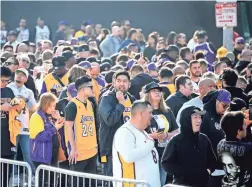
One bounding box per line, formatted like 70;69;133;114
223;26;234;51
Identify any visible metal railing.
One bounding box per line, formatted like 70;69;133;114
35;164;151;187
0;158;32;187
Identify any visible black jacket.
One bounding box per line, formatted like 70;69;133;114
128;73;153;100
201;91;225;156
162;106;216;187
25;74;38;100
98;89;135;156
165;91;191;118
224;87;248;107
235;60;251;74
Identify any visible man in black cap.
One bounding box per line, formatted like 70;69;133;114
165;45;179;63
62;50;77;69
40;56;69;96
76;44;90;63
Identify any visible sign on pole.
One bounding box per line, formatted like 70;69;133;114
215;2;237;28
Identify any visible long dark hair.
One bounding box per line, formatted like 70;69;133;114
166;31;177;46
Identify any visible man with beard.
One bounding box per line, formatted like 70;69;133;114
98;70;135;178
201;89;231;186
189;60;201;94
40;56;69;97
220;69;248;107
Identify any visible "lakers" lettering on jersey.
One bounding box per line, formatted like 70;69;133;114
65;98;98;161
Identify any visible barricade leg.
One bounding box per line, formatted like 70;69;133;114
1;156;14;187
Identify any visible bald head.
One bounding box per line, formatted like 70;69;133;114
90;62;100;79
241;49;252;62
172;66;185;77
112;26;120;37
17;43;29;53
199;78;216;98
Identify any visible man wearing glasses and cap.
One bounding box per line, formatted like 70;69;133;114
233;37;245;65
201;89;231;186
40;56;69;96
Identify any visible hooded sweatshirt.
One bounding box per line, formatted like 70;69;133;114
162;106;216;187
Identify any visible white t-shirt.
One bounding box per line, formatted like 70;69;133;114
113;121;160;187
7;83;36;135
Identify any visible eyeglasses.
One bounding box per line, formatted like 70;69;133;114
79;85;93;90
1;79;11;83
220;101;230;109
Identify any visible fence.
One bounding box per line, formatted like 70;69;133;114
35;164;151;187
0;158;32;187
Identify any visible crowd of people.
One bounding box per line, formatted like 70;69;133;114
1;17;252;187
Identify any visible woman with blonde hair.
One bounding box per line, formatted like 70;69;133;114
143;82;179;186
29;92;65;187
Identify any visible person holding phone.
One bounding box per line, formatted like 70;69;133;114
29;92;66;187
143;82;179;186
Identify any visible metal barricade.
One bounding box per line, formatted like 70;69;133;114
0;158;32;187
163;185;187;187
35;164;151;187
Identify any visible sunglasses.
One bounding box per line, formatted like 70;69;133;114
79;85;93;90
1;79;11;83
237;42;244;45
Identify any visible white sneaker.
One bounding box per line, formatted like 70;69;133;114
31;176;35;186
12;175;21;186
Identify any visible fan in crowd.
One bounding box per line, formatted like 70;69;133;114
1;17;252;187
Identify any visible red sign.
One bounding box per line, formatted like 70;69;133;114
215;3;237;27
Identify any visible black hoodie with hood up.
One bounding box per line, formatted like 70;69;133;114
201;90;225;156
162;106;216;187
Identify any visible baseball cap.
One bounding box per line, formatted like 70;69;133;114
62;50;76;61
126;59;136;70
5;57;19;65
67;83;78;98
196;31;206;39
229;98;246;111
7;30;17;36
52;56;66;69
217;89;231;104
235;37;245;44
148;62;157;71
144;82;163;93
191;107;206;116
79;44;89;52
78;61;91;69
70;38;79;46
216;46;228;58
58;21;68;26
100;62;111;72
15;68;29;78
82;20;93;26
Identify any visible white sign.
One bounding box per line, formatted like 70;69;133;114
215;2;237;28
